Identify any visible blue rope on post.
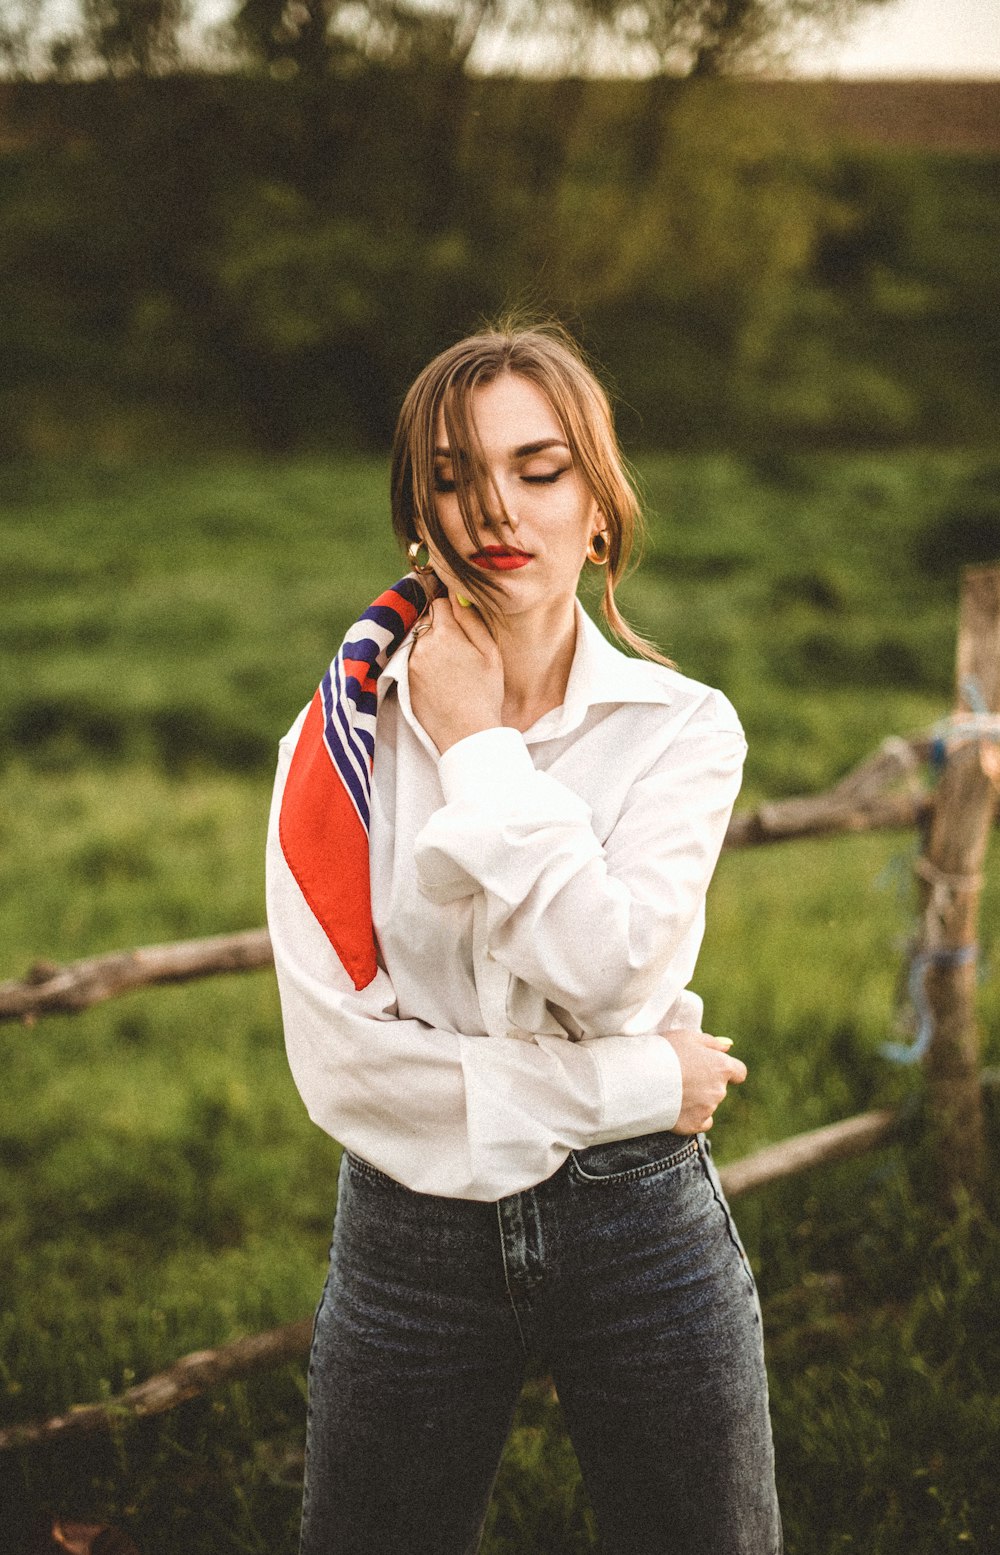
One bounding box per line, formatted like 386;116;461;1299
962;676;988;716
924;681;1000;769
881;943;979;1065
881;685;997;1067
929;681;1000;764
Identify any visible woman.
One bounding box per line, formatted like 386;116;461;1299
266;324;781;1554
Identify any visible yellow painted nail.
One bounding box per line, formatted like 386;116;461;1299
456;594;471;608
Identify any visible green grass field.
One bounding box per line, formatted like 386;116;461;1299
2;449;999;1551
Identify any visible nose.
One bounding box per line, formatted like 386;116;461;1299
481;475;520;537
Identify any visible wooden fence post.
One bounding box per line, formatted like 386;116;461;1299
919;565;1000;1198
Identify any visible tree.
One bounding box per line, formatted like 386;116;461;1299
225;0;891;78
0;0;892;79
231;0;347;77
78;0;192;75
0;0;83;77
230;0;509;76
526;0;895;78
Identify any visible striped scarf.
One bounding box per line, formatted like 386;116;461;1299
278;571;436;991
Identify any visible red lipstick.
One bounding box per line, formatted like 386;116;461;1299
470;546;533;571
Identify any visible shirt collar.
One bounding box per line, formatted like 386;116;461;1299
379;597;673;749
536;598;674;740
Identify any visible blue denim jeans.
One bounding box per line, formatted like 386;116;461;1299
300;1131;782;1555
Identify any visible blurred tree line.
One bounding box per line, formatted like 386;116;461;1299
0;0;996;459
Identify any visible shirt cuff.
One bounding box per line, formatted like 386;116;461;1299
438;726;537;807
584;1033;683;1139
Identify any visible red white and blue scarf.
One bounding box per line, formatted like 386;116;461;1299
278;571;436;992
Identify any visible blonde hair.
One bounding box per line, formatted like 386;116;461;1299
390;320;671;665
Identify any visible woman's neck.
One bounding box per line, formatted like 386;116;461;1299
497;596;578;733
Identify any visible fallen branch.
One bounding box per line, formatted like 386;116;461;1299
725;789;932;849
0;1317;313;1452
718;1108;900;1199
0;928;273;1024
724;734;931;849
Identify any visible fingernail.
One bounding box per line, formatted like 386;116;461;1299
717;1037;733;1048
456;594;471;607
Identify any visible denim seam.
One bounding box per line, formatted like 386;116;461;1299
495;1199;530;1355
299;1277;331;1548
345;1150;408;1190
698;1142;760;1314
568;1135;699;1185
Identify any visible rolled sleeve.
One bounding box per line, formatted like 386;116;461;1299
438;727;539;806
584;1032;683;1138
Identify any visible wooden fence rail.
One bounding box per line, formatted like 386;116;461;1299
0;1107;905;1453
11;1085;1000;1454
0;734;937;1026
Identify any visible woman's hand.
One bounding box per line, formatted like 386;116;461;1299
664;1028;747;1134
408;593;505;754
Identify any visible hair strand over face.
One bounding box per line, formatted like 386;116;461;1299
390;322;673;666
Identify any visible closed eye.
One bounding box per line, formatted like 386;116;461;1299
522;467;570;485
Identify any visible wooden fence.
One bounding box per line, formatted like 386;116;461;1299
1;564;998;1453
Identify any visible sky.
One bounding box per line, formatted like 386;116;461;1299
791;0;1000;78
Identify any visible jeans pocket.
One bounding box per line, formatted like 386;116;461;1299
569;1129;698;1184
344;1150;408;1191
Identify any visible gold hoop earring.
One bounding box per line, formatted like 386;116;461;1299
587;531;609;566
407;538;433;572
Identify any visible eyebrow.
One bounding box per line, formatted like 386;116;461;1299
433;439;570;460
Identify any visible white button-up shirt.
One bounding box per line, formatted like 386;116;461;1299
265;600;746;1202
